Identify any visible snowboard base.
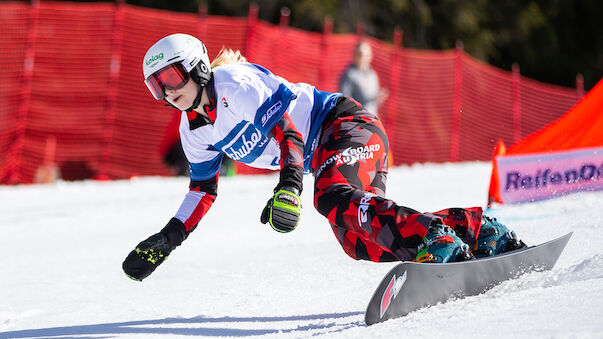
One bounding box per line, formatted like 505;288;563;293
365;232;572;325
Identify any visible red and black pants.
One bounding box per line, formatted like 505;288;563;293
312;97;482;262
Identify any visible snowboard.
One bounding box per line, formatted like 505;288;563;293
365;232;572;326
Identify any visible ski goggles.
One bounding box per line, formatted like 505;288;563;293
144;63;190;100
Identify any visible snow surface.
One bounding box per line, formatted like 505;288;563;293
1;162;602;339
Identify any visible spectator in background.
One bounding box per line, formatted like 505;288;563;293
339;41;388;116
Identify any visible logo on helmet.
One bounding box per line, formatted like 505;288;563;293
145;53;164;66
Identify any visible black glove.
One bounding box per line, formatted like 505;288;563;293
122;218;187;281
260;186;301;233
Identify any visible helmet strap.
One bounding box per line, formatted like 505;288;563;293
162;90;201;112
183;62;211;112
161;56;212;112
163;72;214;113
184;87;203;113
201;75;217;122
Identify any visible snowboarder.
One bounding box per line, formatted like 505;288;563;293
123;33;525;281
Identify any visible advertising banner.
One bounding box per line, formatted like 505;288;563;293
496;147;603;203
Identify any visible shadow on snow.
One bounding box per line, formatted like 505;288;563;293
0;311;364;338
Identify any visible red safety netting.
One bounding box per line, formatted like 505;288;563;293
0;3;28;181
0;1;583;184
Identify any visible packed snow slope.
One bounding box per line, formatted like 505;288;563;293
1;162;602;338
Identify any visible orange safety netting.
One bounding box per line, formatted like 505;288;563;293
487;78;603;205
0;1;583;184
506;78;603;154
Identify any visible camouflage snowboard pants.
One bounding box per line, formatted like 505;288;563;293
312;98;482;262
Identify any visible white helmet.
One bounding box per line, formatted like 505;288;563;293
142;33;211;103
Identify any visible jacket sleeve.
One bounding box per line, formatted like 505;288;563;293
173;175;218;232
270;112;305;192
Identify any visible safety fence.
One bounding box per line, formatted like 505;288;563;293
0;1;584;184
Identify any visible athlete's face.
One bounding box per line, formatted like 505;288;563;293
165;78;201;111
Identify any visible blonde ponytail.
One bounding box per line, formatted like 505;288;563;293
210;47;247;68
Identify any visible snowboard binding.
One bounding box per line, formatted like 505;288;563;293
415;223;474;263
473;215;526;258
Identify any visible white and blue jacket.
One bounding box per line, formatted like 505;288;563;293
174;62;340;230
180;63;339;180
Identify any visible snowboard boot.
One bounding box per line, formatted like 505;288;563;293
473;215;527;258
415;223;474;263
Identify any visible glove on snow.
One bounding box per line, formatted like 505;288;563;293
261;186;301;233
122;218;187;281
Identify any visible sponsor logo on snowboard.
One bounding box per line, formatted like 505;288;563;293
380;270;407;319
